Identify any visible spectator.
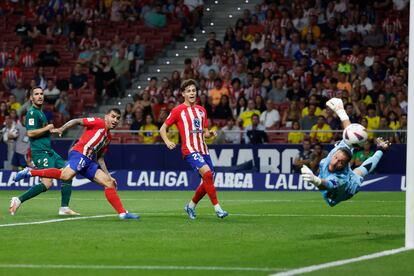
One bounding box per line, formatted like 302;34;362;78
38;42;60;67
387;110;400;130
10;115;30;171
199;93;213;118
384;96;403;118
351;140;374;169
19;45;36;68
90;56;117;99
233;96;247;118
245;74;266;99
128;35;145;77
209;78;229;107
213;95;232;120
130;107;144;131
2;58;22;91
79;26;100;51
310;115;333;143
199;54;219;79
55;91;70;121
288;120;305;144
282;100;301;128
395;113;407;143
69;63;88;90
69;12;86;37
300;104;318;130
365;104;380;130
122;103;134;126
139;114;159;144
238;99;261;128
260;99;280;129
309;142;328;173
44;78;60;104
15;15;33;45
11;80;26;104
244;114;267;144
375;116;394;142
220;117;241;144
292;138;312;172
1;114;17;169
77;41;94;66
360;117;374;140
286;80;306;102
110;48;130;97
144;4;167;28
267;77;287;104
362;25;385;48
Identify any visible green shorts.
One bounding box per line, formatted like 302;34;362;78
32;150;66;169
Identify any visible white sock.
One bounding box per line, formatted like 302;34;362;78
214;204;222;212
60;206;69;211
188;200;196;209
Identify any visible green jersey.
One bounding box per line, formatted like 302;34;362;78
26;105;51;152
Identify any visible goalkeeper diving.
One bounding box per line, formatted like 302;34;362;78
301;98;391;206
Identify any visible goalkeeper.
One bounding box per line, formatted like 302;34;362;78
301;98;391;206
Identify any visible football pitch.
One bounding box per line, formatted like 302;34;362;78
0;190;412;275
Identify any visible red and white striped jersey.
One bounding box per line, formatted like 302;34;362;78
165;104;209;156
72;117;111;158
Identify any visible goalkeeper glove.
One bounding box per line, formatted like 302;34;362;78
326;98;348;122
301;165;322;187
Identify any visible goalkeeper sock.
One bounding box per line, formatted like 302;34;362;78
18;183;48;203
104;188;126;214
202;171;218;205
191;182;206;205
60;181;72;207
31;168;62;179
356;150;383;177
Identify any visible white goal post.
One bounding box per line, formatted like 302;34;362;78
406;0;414;249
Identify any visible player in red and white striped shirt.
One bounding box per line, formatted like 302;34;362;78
160;79;228;219
14;108;139;220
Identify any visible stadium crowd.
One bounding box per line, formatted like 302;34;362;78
124;0;409;145
0;0;410;149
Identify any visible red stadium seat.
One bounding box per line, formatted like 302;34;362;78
123;136;142;144
78;89;96;108
52;112;65;127
69;99;84;117
111;137;123;144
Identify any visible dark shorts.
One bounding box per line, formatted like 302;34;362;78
32;150;66;169
184;153;214;175
66;150;99;181
11;152;27;167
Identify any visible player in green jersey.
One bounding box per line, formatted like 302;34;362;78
9;87;79;216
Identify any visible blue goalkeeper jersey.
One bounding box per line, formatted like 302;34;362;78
318;140;363;206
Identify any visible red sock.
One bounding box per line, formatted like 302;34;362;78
192;182;206;204
104;188;126;214
202;171;218;205
30;168;62;179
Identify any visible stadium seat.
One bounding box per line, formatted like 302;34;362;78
78;89;96;108
123;136;143;144
52;112;65;127
111;137;123;144
69;99;84;117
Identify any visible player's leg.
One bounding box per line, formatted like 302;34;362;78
91;168;139;220
353;137;391;177
55;153;79;215
198;159;228;219
10;153;54;215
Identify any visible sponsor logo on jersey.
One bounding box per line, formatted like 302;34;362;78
28;118;34;126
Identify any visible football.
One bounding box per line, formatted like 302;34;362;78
343;123;368;147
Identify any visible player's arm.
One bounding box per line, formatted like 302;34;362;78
160;122;176;150
203;127;217;138
27;124;55;138
326;98;351;129
51;118;84;136
300;165;330;190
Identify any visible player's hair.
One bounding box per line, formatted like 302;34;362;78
337;147;352;162
30;86;43;95
180;79;198;92
106;108;121;115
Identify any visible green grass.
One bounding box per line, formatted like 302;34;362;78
0;190;411;275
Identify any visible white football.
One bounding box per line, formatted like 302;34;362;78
343;123;368;147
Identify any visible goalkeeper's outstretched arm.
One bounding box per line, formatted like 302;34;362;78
326;98;351;129
300;165;330;190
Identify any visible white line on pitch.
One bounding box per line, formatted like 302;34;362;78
0;263;286;272
269;247;412;276
0;214;115;228
138;212;404;218
0;196;404;204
